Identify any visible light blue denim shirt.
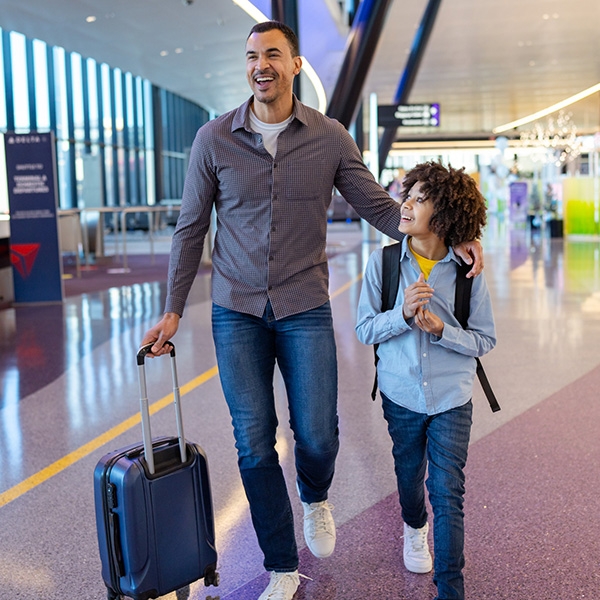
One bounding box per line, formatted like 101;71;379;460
355;237;496;415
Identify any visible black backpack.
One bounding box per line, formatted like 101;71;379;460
370;242;500;412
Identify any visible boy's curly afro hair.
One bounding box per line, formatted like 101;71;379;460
399;161;487;247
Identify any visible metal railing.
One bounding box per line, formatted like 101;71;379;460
58;204;182;272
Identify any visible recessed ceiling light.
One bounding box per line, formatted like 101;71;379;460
86;16;97;23
160;50;169;57
542;13;550;20
204;73;212;79
529;61;536;67
175;48;183;54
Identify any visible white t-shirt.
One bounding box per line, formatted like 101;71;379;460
248;109;293;157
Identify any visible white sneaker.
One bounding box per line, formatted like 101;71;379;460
403;522;433;573
301;498;336;558
257;570;300;600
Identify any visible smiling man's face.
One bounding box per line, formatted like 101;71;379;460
245;29;302;121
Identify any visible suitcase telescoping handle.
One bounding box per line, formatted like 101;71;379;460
136;341;187;475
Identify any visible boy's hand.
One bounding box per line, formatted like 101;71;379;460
403;273;434;320
414;306;444;337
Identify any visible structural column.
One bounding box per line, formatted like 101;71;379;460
271;0;301;99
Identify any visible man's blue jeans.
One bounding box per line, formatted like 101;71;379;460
212;301;339;572
381;394;473;600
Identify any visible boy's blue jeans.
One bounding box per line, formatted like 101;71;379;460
212;301;339;572
381;393;473;600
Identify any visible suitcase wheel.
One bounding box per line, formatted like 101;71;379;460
204;569;220;587
106;588;122;600
176;585;190;600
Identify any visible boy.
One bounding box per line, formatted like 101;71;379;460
355;161;496;600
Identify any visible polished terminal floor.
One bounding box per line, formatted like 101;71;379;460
1;218;599;600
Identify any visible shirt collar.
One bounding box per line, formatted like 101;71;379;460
231;95;307;133
400;235;459;264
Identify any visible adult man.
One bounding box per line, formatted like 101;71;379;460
141;20;482;600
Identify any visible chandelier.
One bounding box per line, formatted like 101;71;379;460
519;110;581;166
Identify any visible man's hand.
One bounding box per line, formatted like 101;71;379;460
140;312;181;357
453;240;484;278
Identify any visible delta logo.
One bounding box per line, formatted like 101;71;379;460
10;243;41;278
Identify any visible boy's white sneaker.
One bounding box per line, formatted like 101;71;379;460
301;499;336;558
403;522;433;573
257;570;300;600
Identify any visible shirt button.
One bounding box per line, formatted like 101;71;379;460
423;381;428;386
269;255;274;261
268;286;273;290
273;163;277;168
271;226;276;232
423;353;427;358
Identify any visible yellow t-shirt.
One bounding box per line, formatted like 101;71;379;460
408;239;439;280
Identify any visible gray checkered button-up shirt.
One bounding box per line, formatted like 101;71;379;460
165;97;403;320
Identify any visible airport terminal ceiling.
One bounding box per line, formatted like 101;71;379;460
0;0;599;139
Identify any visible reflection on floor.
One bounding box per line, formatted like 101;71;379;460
1;219;599;599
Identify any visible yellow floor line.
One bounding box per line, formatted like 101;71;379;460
0;365;219;509
331;274;363;299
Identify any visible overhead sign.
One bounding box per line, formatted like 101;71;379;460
378;103;440;127
4;132;63;303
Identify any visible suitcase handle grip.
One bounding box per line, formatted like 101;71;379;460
136;341;187;475
137;341;176;364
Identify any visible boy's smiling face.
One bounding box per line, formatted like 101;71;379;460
399;181;435;238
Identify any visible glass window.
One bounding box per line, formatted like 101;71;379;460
113;68;124;148
0;135;8;213
87;58;99;144
0;29;6;131
100;63;112;147
104;143;114;207
32;39;50;131
136;77;144;149
125;71;134;143
71;52;85;141
143;80;155;205
53;46;68;141
10;31;29;132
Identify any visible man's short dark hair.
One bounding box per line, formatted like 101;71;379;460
248;21;300;57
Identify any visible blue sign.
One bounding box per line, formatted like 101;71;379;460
4;132;63;303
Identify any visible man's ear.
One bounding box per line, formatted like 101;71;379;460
293;56;303;76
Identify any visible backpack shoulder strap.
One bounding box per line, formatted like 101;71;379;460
454;260;501;413
454;260;473;330
382;242;402;312
371;243;402;401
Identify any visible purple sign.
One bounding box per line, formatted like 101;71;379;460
4;132;63;303
509;181;528;223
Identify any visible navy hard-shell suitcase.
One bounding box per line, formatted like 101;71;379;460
93;342;219;600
